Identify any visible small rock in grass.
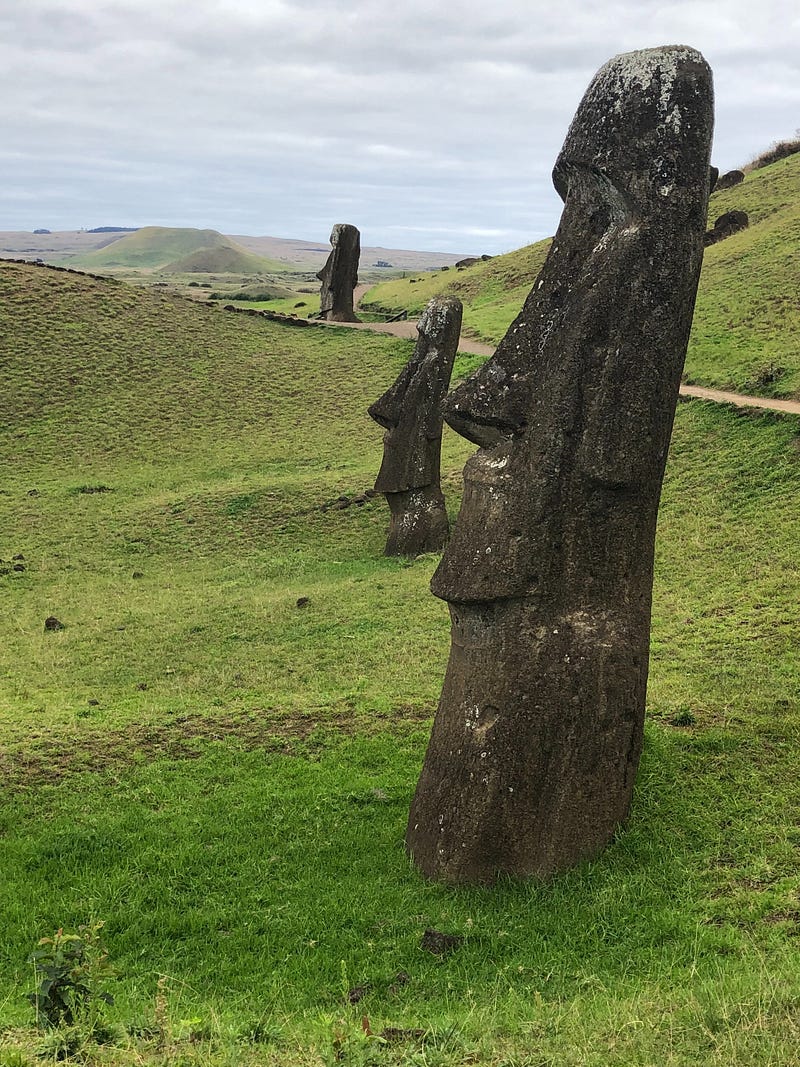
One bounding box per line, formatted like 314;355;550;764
387;970;411;996
347;983;371;1004
381;1027;425;1043
87;699;99;706
44;616;64;631
296;597;310;608
12;553;24;561
420;928;463;955
12;563;25;572
132;571;144;579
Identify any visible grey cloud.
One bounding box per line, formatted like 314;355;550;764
2;0;799;252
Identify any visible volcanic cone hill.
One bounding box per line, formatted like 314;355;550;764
78;225;283;272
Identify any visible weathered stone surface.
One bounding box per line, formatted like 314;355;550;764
369;296;462;556
714;168;744;191
317;223;360;322
406;46;714;884
704;208;749;245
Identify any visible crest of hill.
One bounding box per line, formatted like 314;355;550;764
363;150;800;399
79;226;283;272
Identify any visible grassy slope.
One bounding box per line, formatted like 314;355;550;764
364;153;800;398
162;245;281;274
78;226;283;273
2;262;800;1064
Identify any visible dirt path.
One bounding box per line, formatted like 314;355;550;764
679;384;800;415
344;299;800;416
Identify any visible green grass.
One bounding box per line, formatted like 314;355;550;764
361;243;550;345
2;261;800;1064
364;154;800;399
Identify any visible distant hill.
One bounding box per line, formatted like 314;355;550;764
78;226;283;273
0;228;469;275
162;244;281;274
363;150;800;399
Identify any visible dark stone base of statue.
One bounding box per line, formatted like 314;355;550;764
383;487;450;557
406;599;647;883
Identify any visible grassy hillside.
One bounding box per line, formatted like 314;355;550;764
364;152;800;398
162;245;281;274
78;226;284;273
361;240;550;344
2;261;800;1065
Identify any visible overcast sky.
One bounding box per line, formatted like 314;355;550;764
1;0;799;255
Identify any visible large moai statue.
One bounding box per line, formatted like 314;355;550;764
317;223;360;322
369;296;463;556
406;46;714;884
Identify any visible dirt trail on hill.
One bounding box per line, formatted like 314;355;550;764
679;384;800;415
344;291;800;415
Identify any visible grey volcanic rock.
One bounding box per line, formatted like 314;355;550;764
369;296;462;556
704;209;749;245
406;45;714;884
714;168;744;191
317;223;360;322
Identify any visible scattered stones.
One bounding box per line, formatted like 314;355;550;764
368;296;462;556
347;983;371;1004
381;1027;426;1043
704;209;749;245
406;45;714;884
420;928;463;955
320;489;377;512
44;616;64;631
316;223;361;322
714;168;745;191
76;484;113;494
387;970;410;996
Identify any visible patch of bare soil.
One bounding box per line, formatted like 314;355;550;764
0;705;433;791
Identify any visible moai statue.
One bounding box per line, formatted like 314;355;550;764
317;223;360;322
368;296;463;556
406;46;714;884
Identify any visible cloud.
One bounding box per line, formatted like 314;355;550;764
2;0;799;253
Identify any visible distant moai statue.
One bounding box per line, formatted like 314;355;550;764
406;46;714;884
368;296;463;556
317;223;360;322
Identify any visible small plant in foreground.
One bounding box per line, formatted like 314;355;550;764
27;921;115;1033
